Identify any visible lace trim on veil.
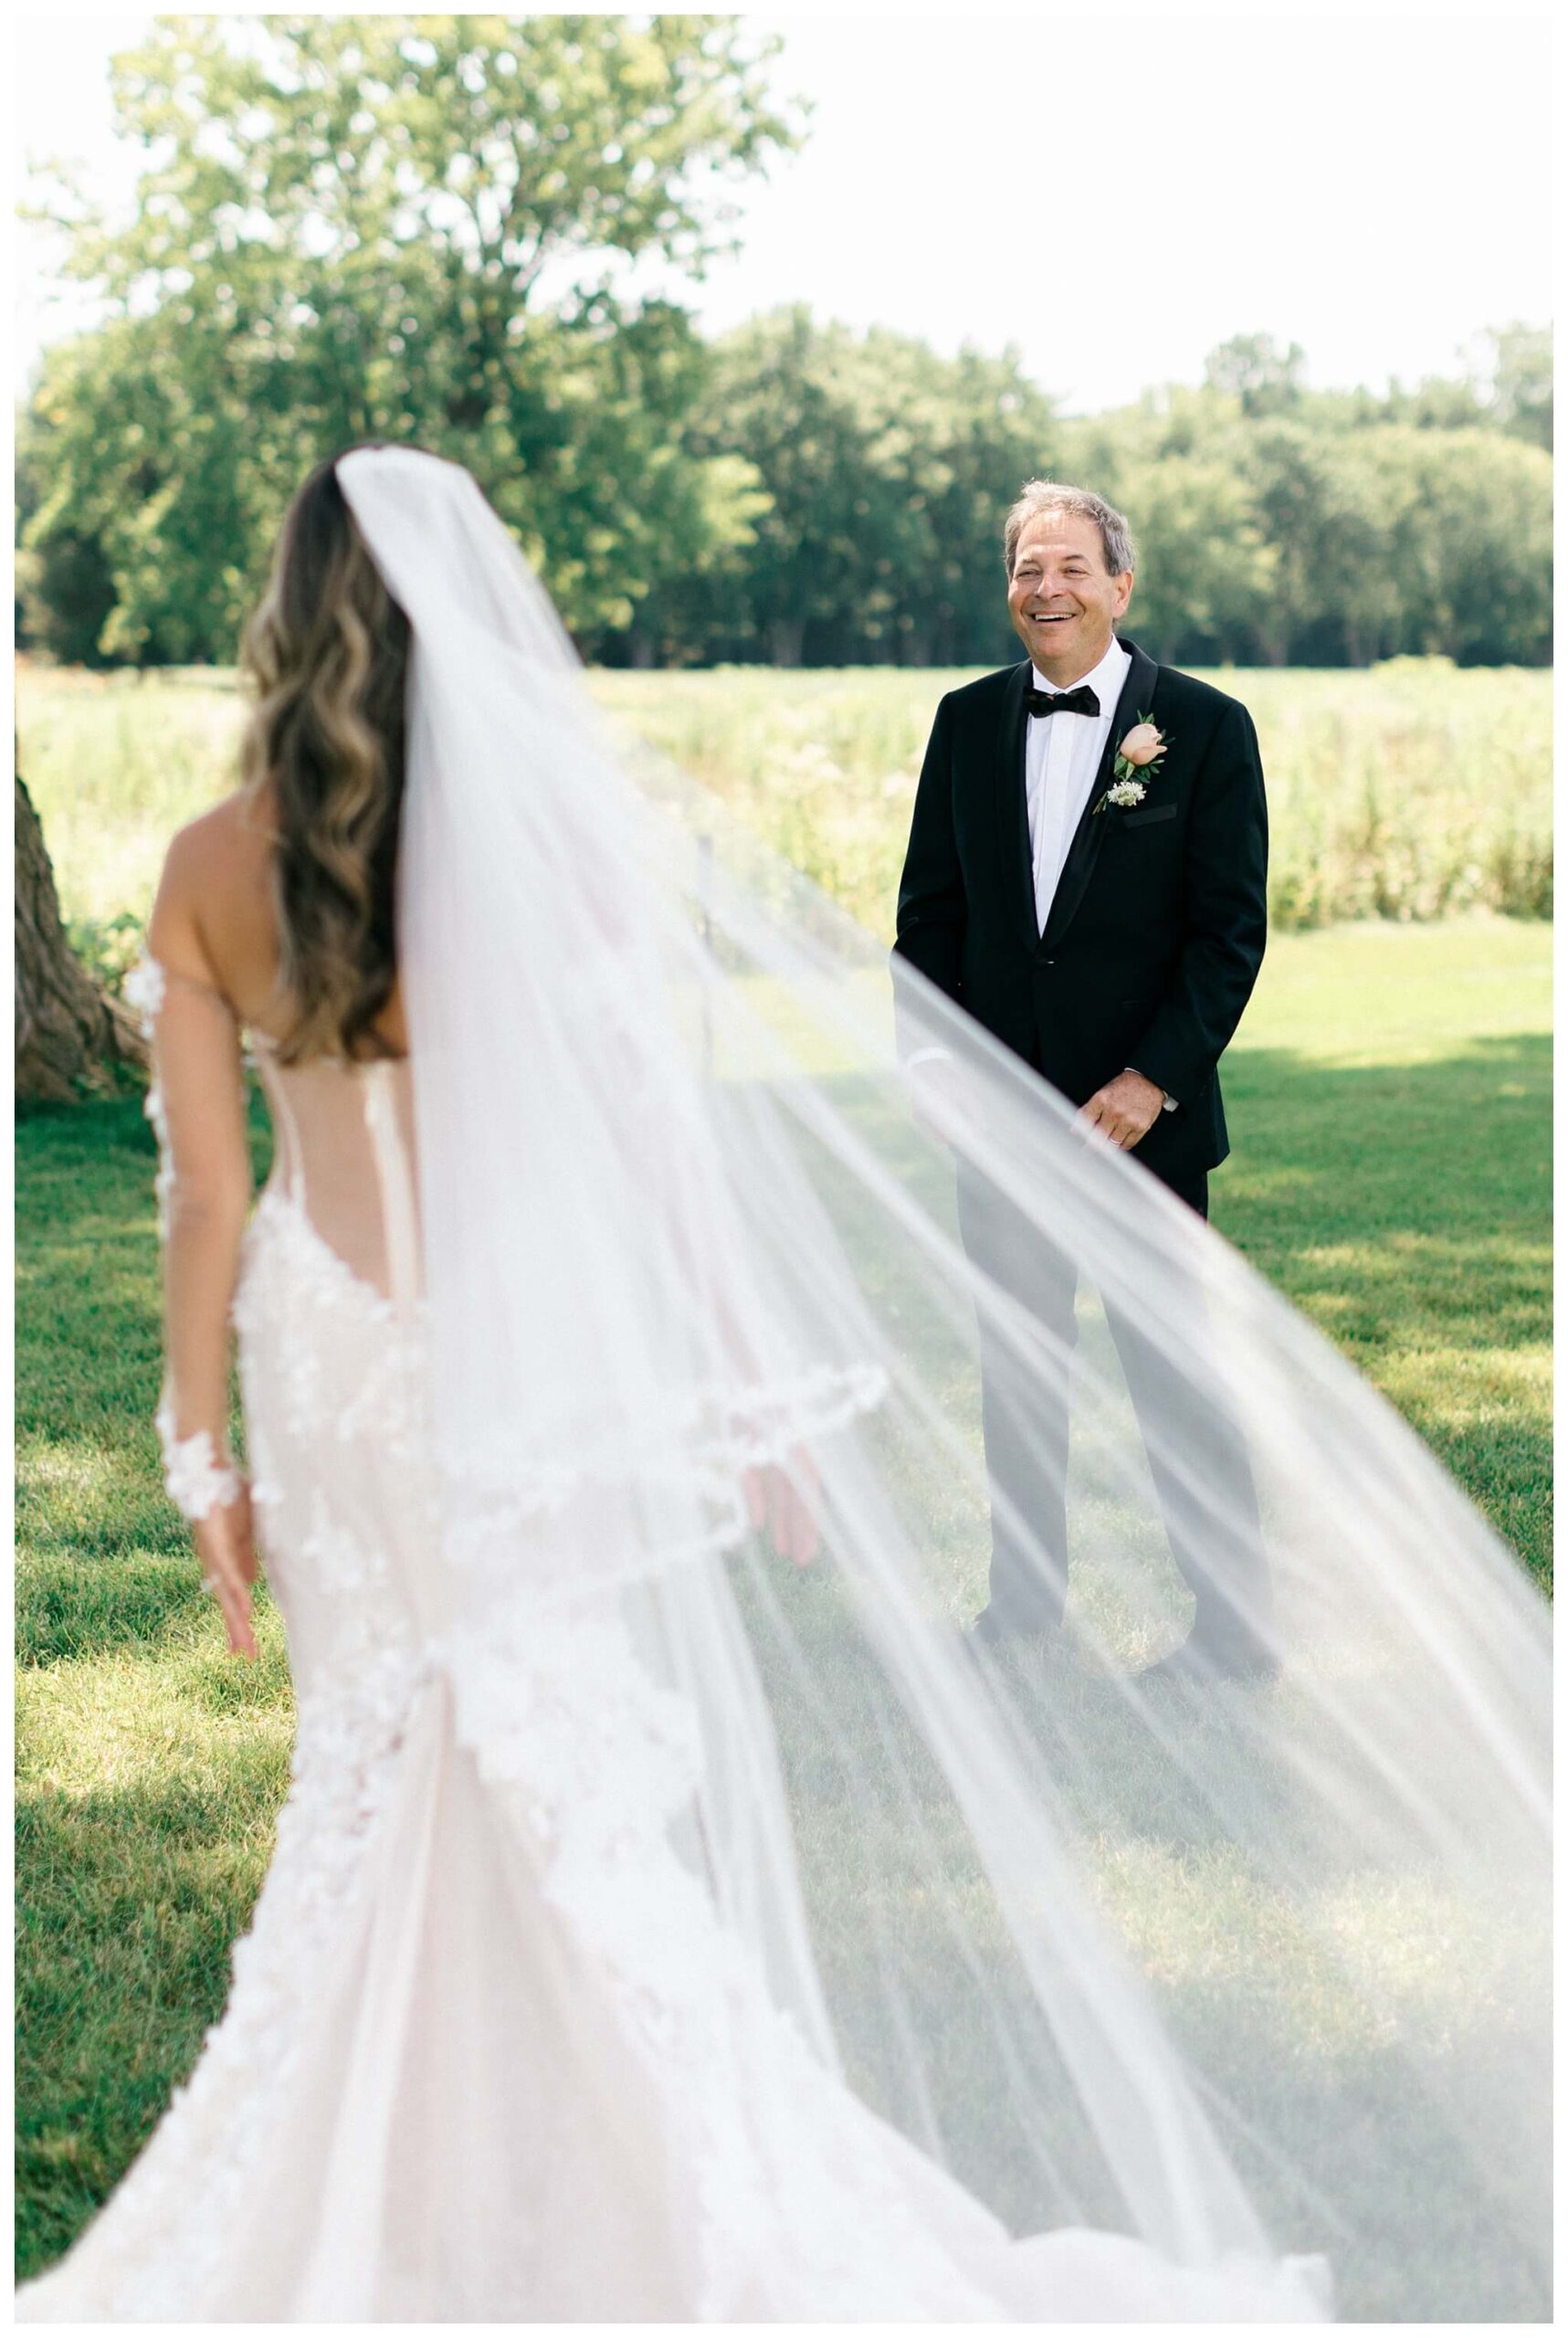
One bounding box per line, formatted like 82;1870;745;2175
437;1360;889;1582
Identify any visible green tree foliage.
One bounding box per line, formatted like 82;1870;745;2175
627;309;1058;666
18;14;802;658
1057;352;1552;669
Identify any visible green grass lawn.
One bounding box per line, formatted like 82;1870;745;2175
15;915;1551;2285
1218;918;1551;1582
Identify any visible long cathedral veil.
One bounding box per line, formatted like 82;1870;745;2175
336;447;1549;2322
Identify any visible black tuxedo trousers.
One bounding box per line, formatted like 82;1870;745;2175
956;1154;1271;1644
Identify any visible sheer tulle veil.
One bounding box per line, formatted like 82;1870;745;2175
335;447;1549;2321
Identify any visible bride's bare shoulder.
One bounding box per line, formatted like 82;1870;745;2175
149;785;279;993
161;783;277;878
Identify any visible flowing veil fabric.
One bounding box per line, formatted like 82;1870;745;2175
327;448;1546;2321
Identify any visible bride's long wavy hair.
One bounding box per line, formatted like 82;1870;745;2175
239;450;412;1062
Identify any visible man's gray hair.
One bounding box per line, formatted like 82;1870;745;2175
1003;480;1135;578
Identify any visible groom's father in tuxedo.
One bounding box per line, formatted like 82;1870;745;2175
895;481;1274;1678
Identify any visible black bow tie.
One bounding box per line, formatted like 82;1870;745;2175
1026;684;1100;720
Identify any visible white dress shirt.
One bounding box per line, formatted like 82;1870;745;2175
1026;634;1176;1112
1025;634;1130;933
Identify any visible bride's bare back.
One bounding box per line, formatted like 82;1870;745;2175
147;782;420;1314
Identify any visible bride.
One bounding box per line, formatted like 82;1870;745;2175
18;448;1548;2322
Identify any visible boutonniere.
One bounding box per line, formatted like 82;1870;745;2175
1091;716;1169;816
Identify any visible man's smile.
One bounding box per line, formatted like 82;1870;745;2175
1006;504;1131;678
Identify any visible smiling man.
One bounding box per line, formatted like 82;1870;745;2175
894;480;1275;1676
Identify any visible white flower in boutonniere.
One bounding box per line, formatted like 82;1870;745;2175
1092;715;1169;816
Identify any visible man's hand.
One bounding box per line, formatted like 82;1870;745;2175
1077;1067;1166;1152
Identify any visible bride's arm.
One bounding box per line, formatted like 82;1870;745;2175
135;830;259;1657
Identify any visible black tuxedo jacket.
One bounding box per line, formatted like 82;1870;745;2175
893;637;1268;1183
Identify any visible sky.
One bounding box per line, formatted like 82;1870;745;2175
12;9;1553;412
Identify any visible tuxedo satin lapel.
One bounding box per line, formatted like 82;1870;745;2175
1039;637;1160;953
995;662;1037;953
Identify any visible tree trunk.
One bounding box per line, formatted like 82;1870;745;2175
15;771;148;1101
768;616;805;668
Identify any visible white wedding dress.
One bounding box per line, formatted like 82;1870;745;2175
18;1015;1325;2323
18;451;1548;2322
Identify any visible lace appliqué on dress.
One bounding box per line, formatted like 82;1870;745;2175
445;1599;998;2321
125;954;176;1238
122;953;167;1028
132;954;245;1513
235;1189;433;1473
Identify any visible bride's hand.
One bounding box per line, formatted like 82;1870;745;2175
743;1448;822;1568
192;1483;260;1659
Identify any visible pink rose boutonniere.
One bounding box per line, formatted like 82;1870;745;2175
1091;714;1169;816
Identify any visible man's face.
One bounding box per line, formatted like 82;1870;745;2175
1007;510;1132;679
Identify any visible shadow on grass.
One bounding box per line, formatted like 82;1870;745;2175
1220;1031;1550;1251
18;1548;214;1664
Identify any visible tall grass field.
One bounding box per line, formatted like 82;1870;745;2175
16;658;1553;946
14;654;1552;2293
